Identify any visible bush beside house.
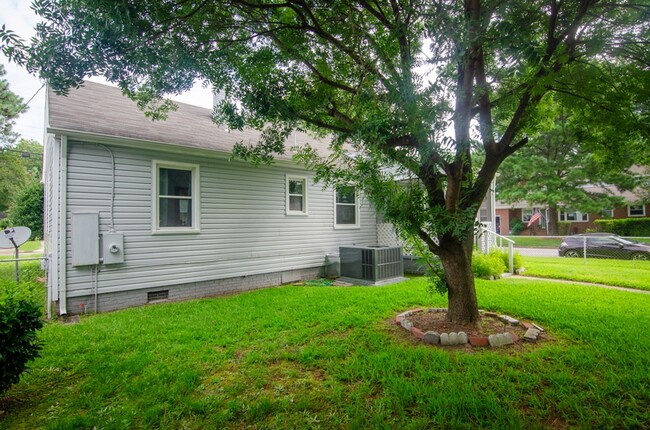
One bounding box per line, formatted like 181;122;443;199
595;217;650;236
0;287;43;396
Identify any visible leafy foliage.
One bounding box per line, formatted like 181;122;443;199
0;287;44;396
497;95;646;234
0;139;43;212
3;0;647;322
472;251;507;280
595;217;650;237
8;182;44;239
509;218;526;236
0;64;25;145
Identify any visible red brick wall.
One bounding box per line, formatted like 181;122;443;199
502;204;650;236
496;209;509;235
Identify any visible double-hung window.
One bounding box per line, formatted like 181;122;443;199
335;185;359;228
153;161;199;233
559;209;588;222
286;175;308;215
628;205;646;217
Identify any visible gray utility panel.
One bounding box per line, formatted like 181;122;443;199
72;212;100;266
340;245;403;282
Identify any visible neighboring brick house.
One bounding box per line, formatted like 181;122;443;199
496;197;649;236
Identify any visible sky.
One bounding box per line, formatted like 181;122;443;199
1;1;214;145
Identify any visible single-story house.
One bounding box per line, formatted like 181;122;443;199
44;81;497;315
496;192;649;236
43;82;385;315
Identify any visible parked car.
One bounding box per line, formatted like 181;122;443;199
558;234;650;260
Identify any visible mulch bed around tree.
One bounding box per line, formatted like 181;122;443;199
390;308;551;350
408;311;525;338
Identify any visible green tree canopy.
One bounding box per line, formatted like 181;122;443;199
3;0;648;323
0;139;42;213
8;182;44;240
0;64;25;145
497;93;647;235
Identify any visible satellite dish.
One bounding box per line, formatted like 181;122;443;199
0;226;32;249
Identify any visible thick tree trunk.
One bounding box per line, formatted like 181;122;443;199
438;234;480;325
547;205;559;236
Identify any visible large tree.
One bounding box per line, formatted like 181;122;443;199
0;65;30;211
0;138;43;213
2;1;648;323
497;94;646;235
0;64;25;145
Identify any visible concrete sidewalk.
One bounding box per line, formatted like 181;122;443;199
513;275;650;295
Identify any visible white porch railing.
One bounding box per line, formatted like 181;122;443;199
475;225;515;273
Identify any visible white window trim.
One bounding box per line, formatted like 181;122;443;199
558;210;589;223
334;186;360;229
628;205;646;217
152;160;200;234
285;174;309;216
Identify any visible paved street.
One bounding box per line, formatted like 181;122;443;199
513;247;559;257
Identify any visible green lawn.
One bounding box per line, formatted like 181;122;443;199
507;236;563;248
523;256;650;291
19;240;43;253
3;277;649;429
508;236;650;249
0;259;46;306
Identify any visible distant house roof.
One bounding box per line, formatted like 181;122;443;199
46;81;330;160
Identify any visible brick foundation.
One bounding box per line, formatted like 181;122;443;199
62;266;323;314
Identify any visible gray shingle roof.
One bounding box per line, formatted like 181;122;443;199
47;81;330;160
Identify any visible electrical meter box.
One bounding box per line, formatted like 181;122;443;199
72;212;100;266
101;233;124;264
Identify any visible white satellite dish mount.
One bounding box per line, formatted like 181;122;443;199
0;226;32;249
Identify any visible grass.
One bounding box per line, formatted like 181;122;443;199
508;236;650;249
18;240;43;253
507;236;563;248
2;277;649;429
523;256;650;291
0;259;46;306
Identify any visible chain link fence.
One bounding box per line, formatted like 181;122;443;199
506;234;650;266
0;256;48;310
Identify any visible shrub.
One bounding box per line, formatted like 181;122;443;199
472;251;507;279
0;288;44;395
595;217;650;236
509;218;525;235
557;222;571;236
489;248;524;272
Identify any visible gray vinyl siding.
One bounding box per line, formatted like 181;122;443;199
64;140;377;297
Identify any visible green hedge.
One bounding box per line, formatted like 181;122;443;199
0;297;43;395
558;222;571;236
594;217;650;236
509;219;525;235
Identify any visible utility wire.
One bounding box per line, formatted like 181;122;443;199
21;83;45;110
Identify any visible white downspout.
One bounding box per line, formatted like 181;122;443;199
58;135;68;315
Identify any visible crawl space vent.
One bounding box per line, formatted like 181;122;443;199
147;290;169;303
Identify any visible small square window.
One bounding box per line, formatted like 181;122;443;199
286;175;308;215
628;205;645;217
